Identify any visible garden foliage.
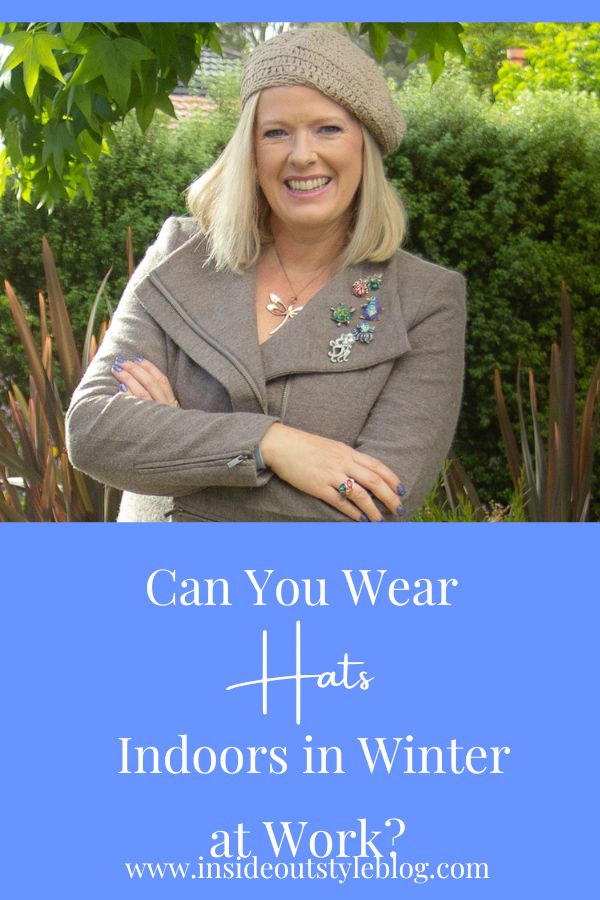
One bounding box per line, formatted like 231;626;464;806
460;23;539;97
494;23;600;102
387;67;600;511
0;22;223;206
0;239;121;521
494;286;600;521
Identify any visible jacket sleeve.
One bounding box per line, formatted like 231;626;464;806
65;218;279;495
182;267;466;521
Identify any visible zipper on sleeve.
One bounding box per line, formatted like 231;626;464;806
227;453;251;469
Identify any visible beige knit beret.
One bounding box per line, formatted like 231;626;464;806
241;28;406;157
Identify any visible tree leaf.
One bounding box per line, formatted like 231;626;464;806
383;23;409;42
31;32;67;85
406;23;465;62
60;22;84;43
69;34;154;111
0;32;66;97
154;92;175;117
77;128;103;161
0;32;32;73
426;45;446;83
69;84;95;128
367;23;389;59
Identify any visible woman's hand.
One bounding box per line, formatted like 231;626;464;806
260;423;405;522
111;356;179;407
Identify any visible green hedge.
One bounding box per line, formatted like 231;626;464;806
1;67;599;510
388;69;600;508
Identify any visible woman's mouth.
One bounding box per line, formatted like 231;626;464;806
284;176;332;195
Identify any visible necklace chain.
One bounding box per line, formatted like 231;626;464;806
265;244;338;335
272;243;334;303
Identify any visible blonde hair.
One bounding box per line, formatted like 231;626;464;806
187;93;407;273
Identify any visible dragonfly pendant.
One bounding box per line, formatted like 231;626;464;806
266;293;304;334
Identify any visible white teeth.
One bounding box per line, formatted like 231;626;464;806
286;177;330;191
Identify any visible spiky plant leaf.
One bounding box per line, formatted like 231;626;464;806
41;236;82;396
494;368;522;488
82;267;112;370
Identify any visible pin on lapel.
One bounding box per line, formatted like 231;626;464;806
330;304;355;327
328;332;356;363
360;297;383;321
352;274;383;297
328;274;384;363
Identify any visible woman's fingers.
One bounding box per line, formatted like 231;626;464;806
111;364;153;400
111;357;178;406
349;462;406;518
328;480;383;522
352;448;405;494
349;449;407;515
120;358;176;404
330;471;402;521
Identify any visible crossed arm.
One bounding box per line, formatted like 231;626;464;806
109;356;404;522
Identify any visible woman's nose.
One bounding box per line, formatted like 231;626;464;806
288;133;317;167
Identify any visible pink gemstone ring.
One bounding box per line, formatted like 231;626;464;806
338;478;356;496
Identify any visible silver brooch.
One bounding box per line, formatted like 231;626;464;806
328;333;356;363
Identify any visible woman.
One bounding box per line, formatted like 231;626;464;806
66;28;466;522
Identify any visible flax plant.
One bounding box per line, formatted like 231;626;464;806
0;233;133;521
494;285;600;521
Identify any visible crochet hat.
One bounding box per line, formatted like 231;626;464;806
241;28;406;157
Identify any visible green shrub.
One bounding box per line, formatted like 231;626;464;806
387;67;600;511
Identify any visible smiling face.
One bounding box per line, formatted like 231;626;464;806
254;85;364;242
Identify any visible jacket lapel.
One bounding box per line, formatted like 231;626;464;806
260;259;411;378
134;233;269;414
133;231;412;411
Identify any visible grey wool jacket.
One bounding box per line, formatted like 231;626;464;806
66;217;466;522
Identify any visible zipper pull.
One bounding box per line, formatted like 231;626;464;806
227;453;251;469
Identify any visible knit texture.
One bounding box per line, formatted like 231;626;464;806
241;28;406;156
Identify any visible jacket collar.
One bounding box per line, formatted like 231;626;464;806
134;231;411;411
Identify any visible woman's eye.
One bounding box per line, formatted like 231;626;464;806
264;129;286;138
320;125;342;134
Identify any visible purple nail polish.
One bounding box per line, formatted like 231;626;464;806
115;356;126;363
359;513;369;522
112;364;123;373
396;483;406;497
396;503;406;516
133;355;144;362
119;383;128;392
